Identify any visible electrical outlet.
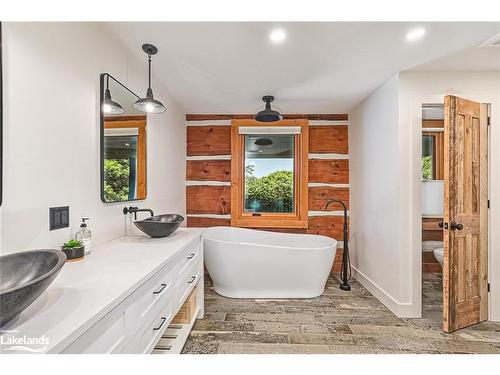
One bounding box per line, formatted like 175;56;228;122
49;206;69;230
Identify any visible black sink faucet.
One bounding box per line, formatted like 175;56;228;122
123;206;154;220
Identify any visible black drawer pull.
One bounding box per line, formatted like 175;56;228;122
153;283;167;295
188;276;196;284
187;253;195;260
153;317;167;331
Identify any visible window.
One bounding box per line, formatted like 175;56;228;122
422;131;444;180
422;134;435;180
231;119;308;228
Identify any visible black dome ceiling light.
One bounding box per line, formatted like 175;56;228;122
255;95;283;122
254;138;273;146
133;43;166;114
102;75;124;115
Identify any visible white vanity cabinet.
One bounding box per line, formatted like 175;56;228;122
61;237;203;354
1;229;204;355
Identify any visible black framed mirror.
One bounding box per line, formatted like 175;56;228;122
100;73;147;203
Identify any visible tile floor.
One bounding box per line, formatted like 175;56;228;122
180;272;500;354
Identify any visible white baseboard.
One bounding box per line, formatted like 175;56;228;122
351;266;419;318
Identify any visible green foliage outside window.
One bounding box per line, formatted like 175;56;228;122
245;169;294;213
422;155;433;180
104;159;130;202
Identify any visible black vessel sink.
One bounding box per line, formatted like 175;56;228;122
134;214;184;238
0;249;66;326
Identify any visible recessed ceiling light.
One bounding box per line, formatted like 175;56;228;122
406;27;426;42
269;28;286;44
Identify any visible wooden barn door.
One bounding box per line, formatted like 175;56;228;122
443;95;488;333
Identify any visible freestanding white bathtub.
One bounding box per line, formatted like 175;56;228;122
203;227;337;298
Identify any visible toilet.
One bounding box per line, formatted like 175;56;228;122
433;247;444;267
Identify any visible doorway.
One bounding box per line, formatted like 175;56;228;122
420;97;490;333
421;103;446;328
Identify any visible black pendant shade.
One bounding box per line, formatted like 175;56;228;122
102;76;124;115
133;44;166;114
255;95;283;122
254;138;273;146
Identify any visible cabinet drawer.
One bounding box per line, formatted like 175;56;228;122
125;261;176;335
175;259;200;309
174;240;201;279
61;308;127;354
123;300;174;354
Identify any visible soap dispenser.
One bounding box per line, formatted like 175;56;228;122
76;217;92;255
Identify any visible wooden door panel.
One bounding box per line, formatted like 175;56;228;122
443;96;488;333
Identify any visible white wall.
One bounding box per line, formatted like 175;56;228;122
399;71;500;320
349;75;415;316
0;22;186;254
351;71;500;319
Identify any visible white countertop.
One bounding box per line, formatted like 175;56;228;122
0;228;203;354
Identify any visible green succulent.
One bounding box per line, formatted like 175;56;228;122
62;239;84;249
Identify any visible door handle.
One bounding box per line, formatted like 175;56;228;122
153;317;167;331
450;222;464;231
187;253;195;260
187;276;196;284
439;221;448;229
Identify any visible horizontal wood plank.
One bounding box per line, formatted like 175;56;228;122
423;252;442;273
186;160;231;181
308;186;349;210
308;160;349;183
307;216;347;240
187;126;231;156
422;119;444;128
332;249;342;273
309;126;348;154
186;186;231;215
422;217;443;231
187;217;231;227
423;230;443;241
186;114;348;121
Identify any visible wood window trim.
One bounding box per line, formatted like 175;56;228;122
104;118;147;199
423;131;444;180
230;119;309;229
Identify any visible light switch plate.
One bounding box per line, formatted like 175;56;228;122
49;206;69;231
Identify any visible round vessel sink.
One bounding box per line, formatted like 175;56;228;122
134;214;184;238
0;249;66;326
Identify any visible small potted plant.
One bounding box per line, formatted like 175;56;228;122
61;239;85;262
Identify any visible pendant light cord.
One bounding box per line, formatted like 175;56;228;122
148;54;152;89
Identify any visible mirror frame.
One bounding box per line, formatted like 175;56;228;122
99;73;147;203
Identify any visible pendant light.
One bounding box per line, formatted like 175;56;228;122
102;75;124;115
133;43;166;114
255;95;283;122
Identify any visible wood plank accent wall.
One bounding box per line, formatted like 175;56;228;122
186;114;348;121
309;126;348;154
309;160;349;183
186;186;231;215
309;186;350;210
186;114;349;274
187;126;231;156
186;160;231;181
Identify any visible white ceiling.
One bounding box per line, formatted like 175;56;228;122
410;45;500;71
106;22;500;114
